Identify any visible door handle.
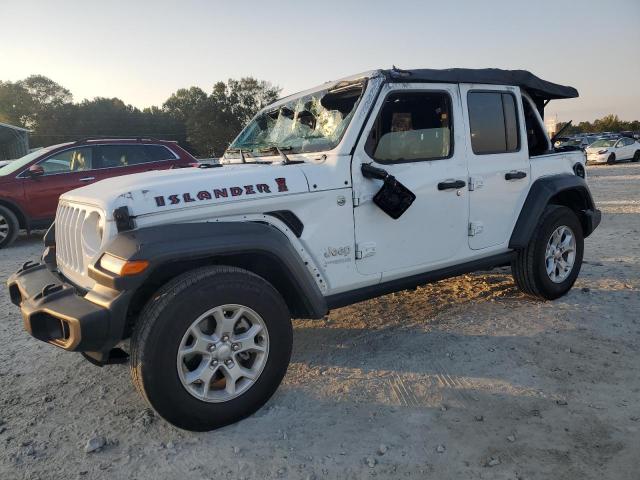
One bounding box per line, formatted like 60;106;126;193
79;176;95;182
437;179;466;190
505;171;527;180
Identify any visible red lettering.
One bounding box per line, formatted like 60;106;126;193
214;188;228;199
154;196;166;207
197;190;212;200
183;193;195;202
168;194;180;205
256;184;271;193
244;185;256;194
230;187;243;196
275;177;288;192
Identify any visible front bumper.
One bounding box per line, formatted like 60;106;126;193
586;154;608;164
7;262;114;352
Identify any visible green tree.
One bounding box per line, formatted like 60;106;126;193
164;78;280;156
0;81;35;127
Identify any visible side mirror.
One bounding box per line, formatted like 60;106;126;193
27;164;44;177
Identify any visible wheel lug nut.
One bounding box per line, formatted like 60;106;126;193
225;359;234;367
208;344;216;352
221;335;229;342
210;359;218;368
232;343;240;351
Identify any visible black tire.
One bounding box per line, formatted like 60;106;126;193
511;205;584;300
0;205;19;248
607;153;616;165
130;265;292;431
633;150;640;162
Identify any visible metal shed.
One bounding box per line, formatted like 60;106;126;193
0;122;30;160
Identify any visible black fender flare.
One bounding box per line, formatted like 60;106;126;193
509;174;601;249
90;221;328;321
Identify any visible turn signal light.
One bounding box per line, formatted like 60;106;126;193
100;254;149;276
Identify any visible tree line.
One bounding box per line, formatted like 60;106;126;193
0;75;280;157
2;75;638;156
557;114;640;136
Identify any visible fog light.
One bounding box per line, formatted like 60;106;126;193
100;253;149;276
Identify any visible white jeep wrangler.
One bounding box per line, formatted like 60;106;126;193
8;68;601;431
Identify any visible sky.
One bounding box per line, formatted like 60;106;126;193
1;0;639;123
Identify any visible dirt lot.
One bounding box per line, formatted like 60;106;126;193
1;163;639;480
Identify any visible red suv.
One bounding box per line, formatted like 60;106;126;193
0;138;196;248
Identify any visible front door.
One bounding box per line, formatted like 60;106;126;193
460;86;531;250
351;83;469;279
22;145;100;221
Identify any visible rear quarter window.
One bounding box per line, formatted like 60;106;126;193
145;145;177;161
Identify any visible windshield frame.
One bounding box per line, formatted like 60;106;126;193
225;77;370;161
0;145;61;177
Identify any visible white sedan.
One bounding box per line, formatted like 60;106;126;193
586;137;640;164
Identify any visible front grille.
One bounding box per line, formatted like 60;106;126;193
55;203;88;274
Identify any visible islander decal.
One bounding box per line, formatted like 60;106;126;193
154;177;289;207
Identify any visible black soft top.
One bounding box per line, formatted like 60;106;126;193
382;68;578;101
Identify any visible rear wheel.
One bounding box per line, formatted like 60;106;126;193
0;206;19;248
511;205;584;300
130;265;292;431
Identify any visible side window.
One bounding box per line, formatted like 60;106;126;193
365;91;453;163
39;147;93;174
468;92;520;154
144;145;177;161
96;145;151;168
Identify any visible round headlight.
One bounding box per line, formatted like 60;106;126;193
82;211;104;257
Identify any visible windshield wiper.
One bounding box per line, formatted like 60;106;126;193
259;145;304;165
225;147;253;163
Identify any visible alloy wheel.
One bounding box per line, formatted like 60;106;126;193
544;225;577;283
0;214;9;241
177;304;269;403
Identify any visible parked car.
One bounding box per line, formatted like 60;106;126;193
0;138;196;247
585;137;640;164
8;68;601;431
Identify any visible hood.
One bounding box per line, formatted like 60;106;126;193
60;164;310;219
585;146;609;153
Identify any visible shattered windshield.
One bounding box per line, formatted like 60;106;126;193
228;81;365;157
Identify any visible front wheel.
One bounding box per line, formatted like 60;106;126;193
607;153;616;164
130;266;292;431
0;206;19;249
633;150;640;162
511;205;584;300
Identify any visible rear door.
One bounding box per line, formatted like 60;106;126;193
622;137;636;159
22;145;99;220
94;144;179;178
460;86;530;250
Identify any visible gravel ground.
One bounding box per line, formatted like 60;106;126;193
1;163;639;480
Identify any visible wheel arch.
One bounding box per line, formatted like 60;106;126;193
91;222;328;340
509;174;600;249
0;198;28;229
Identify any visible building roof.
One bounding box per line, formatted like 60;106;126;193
382;68;579;100
0;122;30;144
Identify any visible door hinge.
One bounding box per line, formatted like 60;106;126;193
468;177;484;191
352;191;360;207
468;221;484;236
355;242;376;259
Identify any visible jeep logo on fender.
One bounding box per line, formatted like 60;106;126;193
154;177;289;207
